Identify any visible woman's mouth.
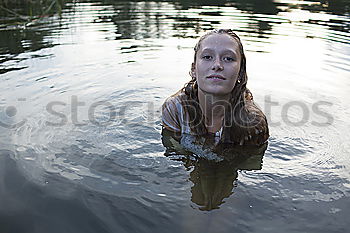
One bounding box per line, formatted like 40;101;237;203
206;75;226;80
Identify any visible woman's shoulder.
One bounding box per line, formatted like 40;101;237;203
162;89;188;133
162;89;188;110
165;89;187;102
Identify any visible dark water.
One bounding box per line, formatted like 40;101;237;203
1;0;350;232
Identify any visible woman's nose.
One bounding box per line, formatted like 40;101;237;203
211;58;223;71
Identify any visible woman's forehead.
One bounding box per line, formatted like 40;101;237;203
199;34;240;53
199;34;240;54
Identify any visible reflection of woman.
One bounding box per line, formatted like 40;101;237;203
179;145;267;211
162;29;269;146
190;160;238;211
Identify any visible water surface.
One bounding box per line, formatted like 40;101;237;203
0;0;350;232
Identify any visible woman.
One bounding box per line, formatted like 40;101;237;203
162;29;269;146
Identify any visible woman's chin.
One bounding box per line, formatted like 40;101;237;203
200;87;232;96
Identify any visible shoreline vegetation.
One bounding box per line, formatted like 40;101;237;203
0;0;66;28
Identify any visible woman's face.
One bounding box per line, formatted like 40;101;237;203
194;33;241;96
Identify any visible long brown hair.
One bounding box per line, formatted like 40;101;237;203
182;29;260;144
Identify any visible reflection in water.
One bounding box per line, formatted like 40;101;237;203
0;0;66;17
233;0;279;14
0;0;70;74
96;0;280;39
188;151;265;211
189;160;239;211
162;129;267;210
89;0;350;42
0;29;54;74
0;0;350;232
0;0;348;61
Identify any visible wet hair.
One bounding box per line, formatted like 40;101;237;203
182;29;262;144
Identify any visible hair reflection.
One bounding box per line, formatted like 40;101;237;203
162;129;267;211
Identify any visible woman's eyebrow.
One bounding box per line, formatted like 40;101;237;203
223;49;237;56
201;48;237;56
201;48;214;53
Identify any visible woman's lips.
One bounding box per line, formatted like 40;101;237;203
206;75;226;80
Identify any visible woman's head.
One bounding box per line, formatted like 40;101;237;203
189;29;247;96
183;29;251;142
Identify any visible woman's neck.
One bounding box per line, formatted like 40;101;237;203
198;88;230;132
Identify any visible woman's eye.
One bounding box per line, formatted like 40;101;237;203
224;57;234;62
202;55;212;60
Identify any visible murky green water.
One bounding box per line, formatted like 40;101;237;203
1;0;350;232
